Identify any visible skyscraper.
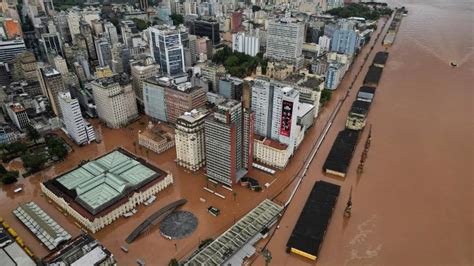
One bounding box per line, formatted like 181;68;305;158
149;26;186;76
331;20;358;56
95;37;112;68
175;109;209;171
38;67;66;117
188;19;220;45
0;39;26;63
205;100;253;186
104;22;118;44
91;75;138;128
58;92;96;145
131;58;160;104
79;20;97;61
266;18;305;69
251;77;300;155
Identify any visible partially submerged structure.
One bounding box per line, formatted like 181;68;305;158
323;129;361;177
345;100;371;130
286;181;340;261
41;148;174;233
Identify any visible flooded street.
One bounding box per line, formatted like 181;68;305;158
254;1;474;265
0;1;472;265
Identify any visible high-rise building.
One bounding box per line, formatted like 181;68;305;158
4;18;22;39
188;19;220;45
12;51;38;82
266;18;305;69
143;76;206;123
230;11;242;33
0;39;26;63
6;103;30;132
40;32;64;61
38;67;66;117
149;26;186;76
218;75;243;101
104;22;118;44
67;10;81;41
251;77;300;155
53;56;68;75
120;20;137;47
204;100;253;186
58;92;96;145
138;0;148;11
95;37;112;68
232;32;260;56
175;109;209;171
131;58;160;104
325;62;345;90
91;75;138;128
188;34;197;64
331;20;358;56
79;20;97;60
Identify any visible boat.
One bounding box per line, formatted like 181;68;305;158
450;61;458;67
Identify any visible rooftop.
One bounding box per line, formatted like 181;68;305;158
183;199;283;265
139;122;175;144
255;135;289;151
44;149;166;217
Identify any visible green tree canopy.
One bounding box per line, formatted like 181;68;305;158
132;18;151;31
22;153;47;173
170;13;184;26
1;170;19;185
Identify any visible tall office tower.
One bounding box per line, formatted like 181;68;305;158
54;11;72;43
188;34;197;64
204;100;253;186
104;22;118;44
6;103;30;132
138;0;148;11
38;67;66;117
232;32;260;56
188;19;220;45
91;19;104;36
325;63;345;90
0;63;9;86
12;51;38;82
42;0;55;14
91;75;138;128
53;55;69;75
111;43;125;74
0;39;26;63
79;20;97;61
230;11;242;32
67;10;81;42
251;77;300;154
175;109;209;171
95;37;112;68
331;20;358;56
131;58;159;104
149;26;185;76
143;76;206;123
40;32;64;61
218;75;243;101
120;20;137;47
266;18;305;69
58;92;96;145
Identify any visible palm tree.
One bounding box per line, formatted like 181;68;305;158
132;141;137;153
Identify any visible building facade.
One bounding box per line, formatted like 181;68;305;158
205;100;253;186
266;18;304;69
149;26;185;76
232;32;259;56
91;75;138;128
38;67;65;117
175;109;208;171
58;92;96;145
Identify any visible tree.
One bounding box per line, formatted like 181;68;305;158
320;89;332;106
170;13;184;26
22;153;47;172
169;258;179;266
131;18;151;31
46;137;68;160
232;191;237;201
26;125;40;144
1;170;19;185
0;164;7;175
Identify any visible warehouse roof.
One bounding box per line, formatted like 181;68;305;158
183;199;283;265
43;148;167;218
363;66;384;86
323;129;360;176
286;181;340;260
373;51;389;66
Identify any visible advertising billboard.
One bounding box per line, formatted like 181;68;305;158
280;100;293;137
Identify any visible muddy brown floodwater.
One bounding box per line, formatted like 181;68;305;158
253;1;474;265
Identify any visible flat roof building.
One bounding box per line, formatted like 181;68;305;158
41;148;174;233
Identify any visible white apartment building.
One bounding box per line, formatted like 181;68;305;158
58;92;96;145
131;60;160;104
91;76;138;128
232;32;260;56
318;35;331;52
67;10;81;41
251;77;300;155
175;109;208;171
266;18;305;69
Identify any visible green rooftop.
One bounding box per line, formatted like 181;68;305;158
55;150;160;215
